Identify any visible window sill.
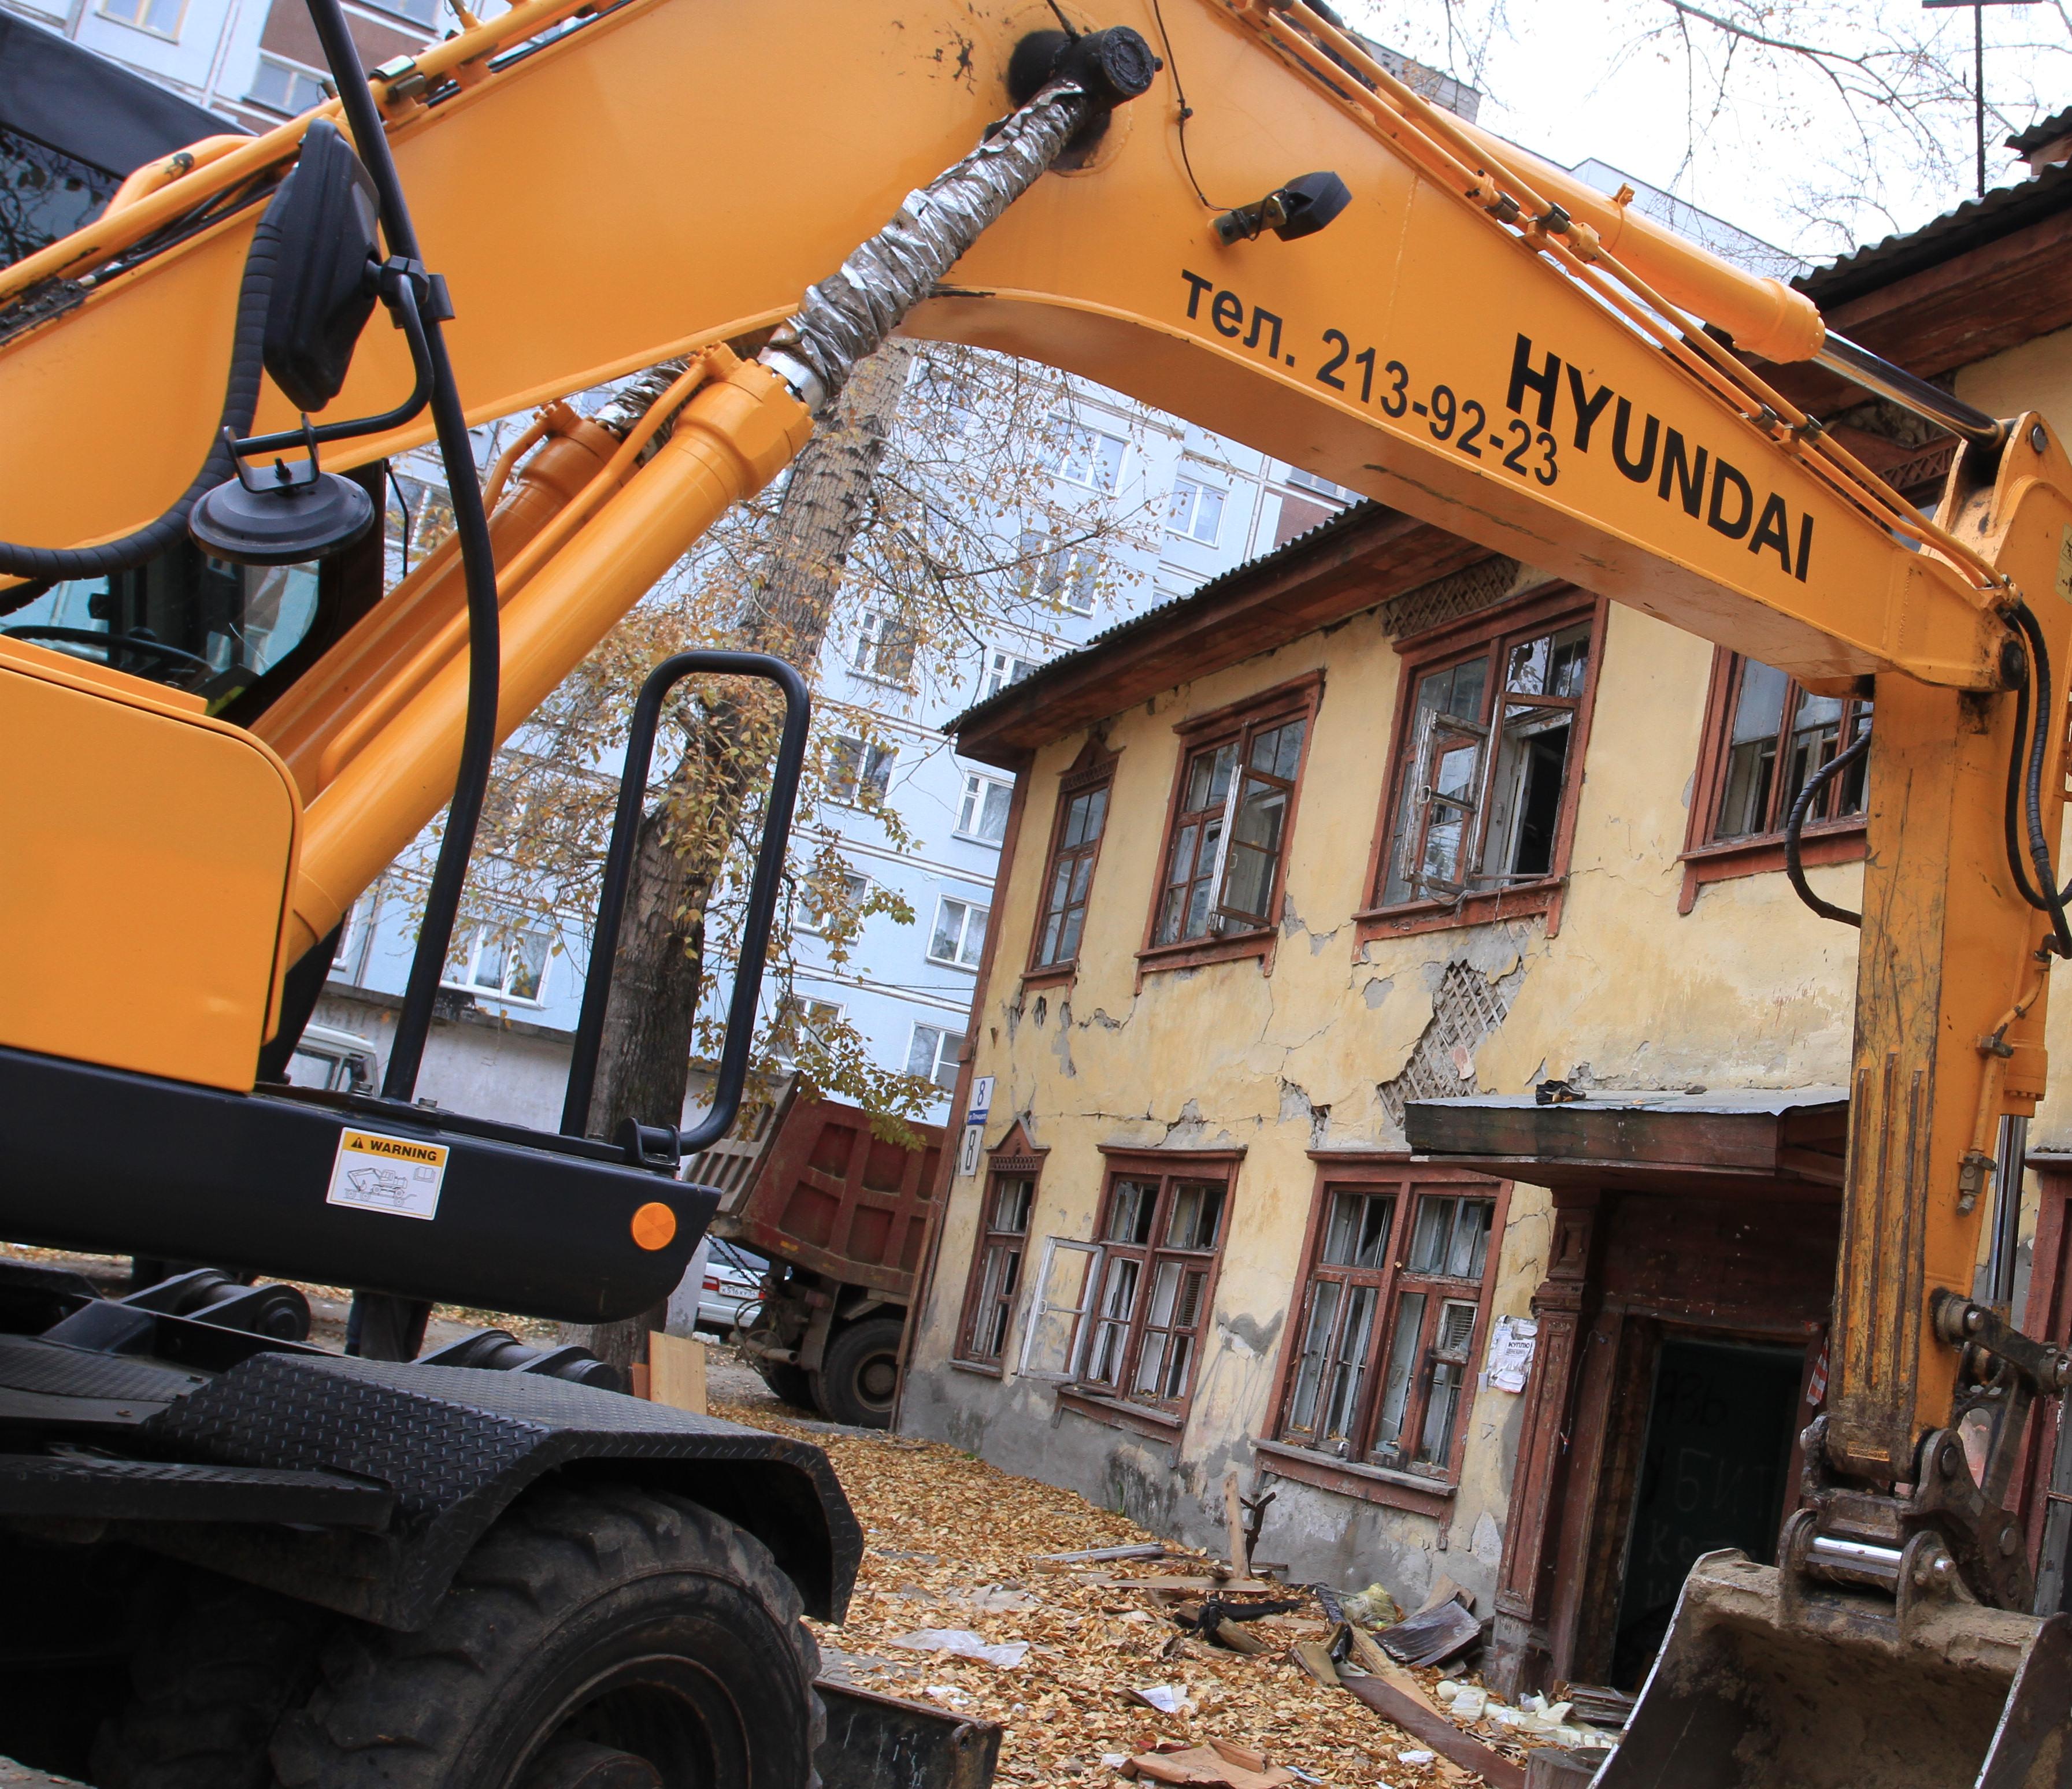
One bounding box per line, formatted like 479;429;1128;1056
949;1357;1006;1379
1355;879;1563;945
1677;822;1866;915
1135;927;1275;985
1021;962;1077;993
1250;1438;1456;1517
950;832;1007;849
1056;1386;1186;1443
924;957;981;974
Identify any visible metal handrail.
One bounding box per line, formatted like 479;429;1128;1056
558;651;810;1157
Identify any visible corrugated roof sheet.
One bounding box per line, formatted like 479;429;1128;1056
2008;106;2072;157
943;497;1388;742
1796;157;2072;310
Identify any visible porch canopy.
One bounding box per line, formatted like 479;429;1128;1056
1406;1087;1849;1197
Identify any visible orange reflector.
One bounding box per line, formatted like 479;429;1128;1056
631;1201;677;1251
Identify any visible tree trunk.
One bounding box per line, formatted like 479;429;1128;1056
564;340;915;1372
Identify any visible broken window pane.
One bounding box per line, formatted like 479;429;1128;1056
1165;1181;1225;1250
1380;614;1595;907
1018;1239;1100;1379
1324;1284;1378;1442
1085;1256;1141;1386
1372;1291;1426;1465
1289;1278;1343;1432
1106;1181;1157;1245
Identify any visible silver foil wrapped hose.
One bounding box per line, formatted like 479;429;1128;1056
758;80;1091;414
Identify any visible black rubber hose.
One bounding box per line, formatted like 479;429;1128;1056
2008;600;2072;956
1784;729;1871;927
2004;615;2050;913
0;201;280;582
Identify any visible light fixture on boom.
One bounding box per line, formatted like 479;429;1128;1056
1214;170;1351;244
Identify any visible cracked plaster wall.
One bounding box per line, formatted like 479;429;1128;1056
903;588;2072;1603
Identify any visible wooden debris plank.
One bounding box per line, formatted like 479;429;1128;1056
1342;1673;1528;1789
1224;1473;1248;1574
1033;1542;1169;1564
1291;1641;1340;1687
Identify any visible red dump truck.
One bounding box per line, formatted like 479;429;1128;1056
695;1077;945;1427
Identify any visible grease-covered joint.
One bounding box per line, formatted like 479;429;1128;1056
756;79;1095;415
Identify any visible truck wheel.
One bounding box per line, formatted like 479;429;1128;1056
271;1481;822;1789
91;1573;328;1789
810;1316;903;1430
754;1358;816;1411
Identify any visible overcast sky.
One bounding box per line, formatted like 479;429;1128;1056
1344;0;2072;264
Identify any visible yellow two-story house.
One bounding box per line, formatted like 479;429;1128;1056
898;124;2072;1698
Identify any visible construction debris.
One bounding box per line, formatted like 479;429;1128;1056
1291;1641;1341;1687
887;1628;1029;1668
1378;1598;1483;1668
1340;1582;1403;1628
1132;1685;1192;1715
709;1388;1471;1784
1561;1685;1635;1731
1035;1542;1169;1565
1339;1675;1526;1789
1125;1738;1298;1787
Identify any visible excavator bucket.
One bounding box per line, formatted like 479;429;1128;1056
1595;1553;2072;1788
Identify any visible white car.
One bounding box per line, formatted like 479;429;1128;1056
697;1238;764;1335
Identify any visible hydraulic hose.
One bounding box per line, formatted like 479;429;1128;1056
2004;615;2050;916
2005;601;2072;957
1784;728;1870;928
0;201;279;583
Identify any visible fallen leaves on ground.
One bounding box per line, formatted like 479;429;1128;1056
709;1393;1473;1788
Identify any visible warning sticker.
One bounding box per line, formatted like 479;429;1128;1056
326;1129;448;1222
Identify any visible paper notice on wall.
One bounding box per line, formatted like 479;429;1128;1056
326;1129;448;1221
1484;1313;1539;1394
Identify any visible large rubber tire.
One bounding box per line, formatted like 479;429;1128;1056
753;1357;816;1411
271;1481;823;1789
809;1316;903;1430
90;1575;328;1789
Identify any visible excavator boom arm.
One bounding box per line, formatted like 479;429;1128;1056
0;0;2067;1574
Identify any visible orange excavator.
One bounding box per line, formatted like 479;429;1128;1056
1;1;2069;1783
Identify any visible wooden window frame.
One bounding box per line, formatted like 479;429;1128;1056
1677;649;1869;914
952;1155;1043;1376
1136;673;1324;982
1356;588;1604;945
1056;1148;1241;1434
1024;745;1119;990
1255;1156;1510;1519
